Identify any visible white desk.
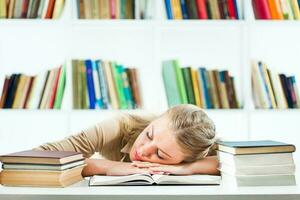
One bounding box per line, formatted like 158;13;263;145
0;178;300;200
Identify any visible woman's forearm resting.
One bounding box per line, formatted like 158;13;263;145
185;156;220;175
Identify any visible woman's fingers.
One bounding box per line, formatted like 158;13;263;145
131;161;161;168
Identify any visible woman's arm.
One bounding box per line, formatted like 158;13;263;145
82;159;152;177
132;156;220;175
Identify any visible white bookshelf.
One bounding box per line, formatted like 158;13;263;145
0;0;299;164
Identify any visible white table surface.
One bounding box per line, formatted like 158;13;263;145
1;178;300;200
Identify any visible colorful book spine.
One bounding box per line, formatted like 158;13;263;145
85;60;96;109
96;60;109;109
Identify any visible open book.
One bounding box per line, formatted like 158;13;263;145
89;173;221;186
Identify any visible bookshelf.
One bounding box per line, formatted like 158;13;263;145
0;0;299;164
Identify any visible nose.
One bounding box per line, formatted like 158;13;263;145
138;142;156;158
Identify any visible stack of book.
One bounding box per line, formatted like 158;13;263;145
77;0;153;19
217;140;296;186
252;0;300;20
252;61;300;109
164;0;243;20
162;59;240;109
0;0;65;19
0;65;66;109
72;59;141;110
0;150;85;187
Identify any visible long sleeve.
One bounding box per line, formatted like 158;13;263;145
34;116;124;159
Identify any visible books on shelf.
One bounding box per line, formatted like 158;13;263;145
0;64;66;109
164;0;243;20
251;60;300;109
252;0;300;20
0;0;65;19
217;140;297;186
162;59;240;109
0;150;86;187
72;59;142;110
89;173;221;186
77;0;154;19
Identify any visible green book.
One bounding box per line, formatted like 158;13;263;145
162;60;181;107
182;67;195;105
121;67;134;109
217;140;296;155
173;60;188;104
53;64;66;109
80;60;88;109
72;60;79;109
111;62;127;109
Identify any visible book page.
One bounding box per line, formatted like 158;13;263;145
153;174;221;185
89;173;154;186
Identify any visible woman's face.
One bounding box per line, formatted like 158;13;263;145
129;116;186;164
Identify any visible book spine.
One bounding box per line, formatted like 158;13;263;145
187;0;199;19
92;60;104;109
96;60;109;109
85;60;96;109
173;60;188;104
0;76;11;108
180;0;188;19
127;68;142;108
54;64;66;109
182;67;196;105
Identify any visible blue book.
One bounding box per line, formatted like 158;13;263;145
217;140;296;155
233;0;239;19
180;0;189;19
85;60;96;109
199;68;212;109
96;60;109;109
165;0;173;19
298;0;300;9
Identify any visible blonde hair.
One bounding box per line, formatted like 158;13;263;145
118;104;217;162
165;104;217;162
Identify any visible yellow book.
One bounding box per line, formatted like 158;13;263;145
12;75;26;109
99;0;110;19
18;76;32;109
290;0;300;19
210;0;221;19
171;0;183;19
52;0;65;19
0;0;7;18
191;69;202;107
115;0;121;19
262;63;277;109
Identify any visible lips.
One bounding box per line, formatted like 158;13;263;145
134;151;142;161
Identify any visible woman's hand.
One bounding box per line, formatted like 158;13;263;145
131;161;192;175
106;161;151;176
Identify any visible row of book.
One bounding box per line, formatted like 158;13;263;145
162;60;240;109
164;0;243;20
72;59;142;110
252;61;300;109
0;150;85;187
77;0;153;19
252;0;300;20
0;0;65;19
0;65;66;109
218;140;296;186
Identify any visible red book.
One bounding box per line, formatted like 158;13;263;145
21;0;29;18
227;0;237;19
110;0;116;19
196;0;208;19
45;0;56;19
252;0;271;19
48;67;62;109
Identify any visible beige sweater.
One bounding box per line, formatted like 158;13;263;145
34;116;133;162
